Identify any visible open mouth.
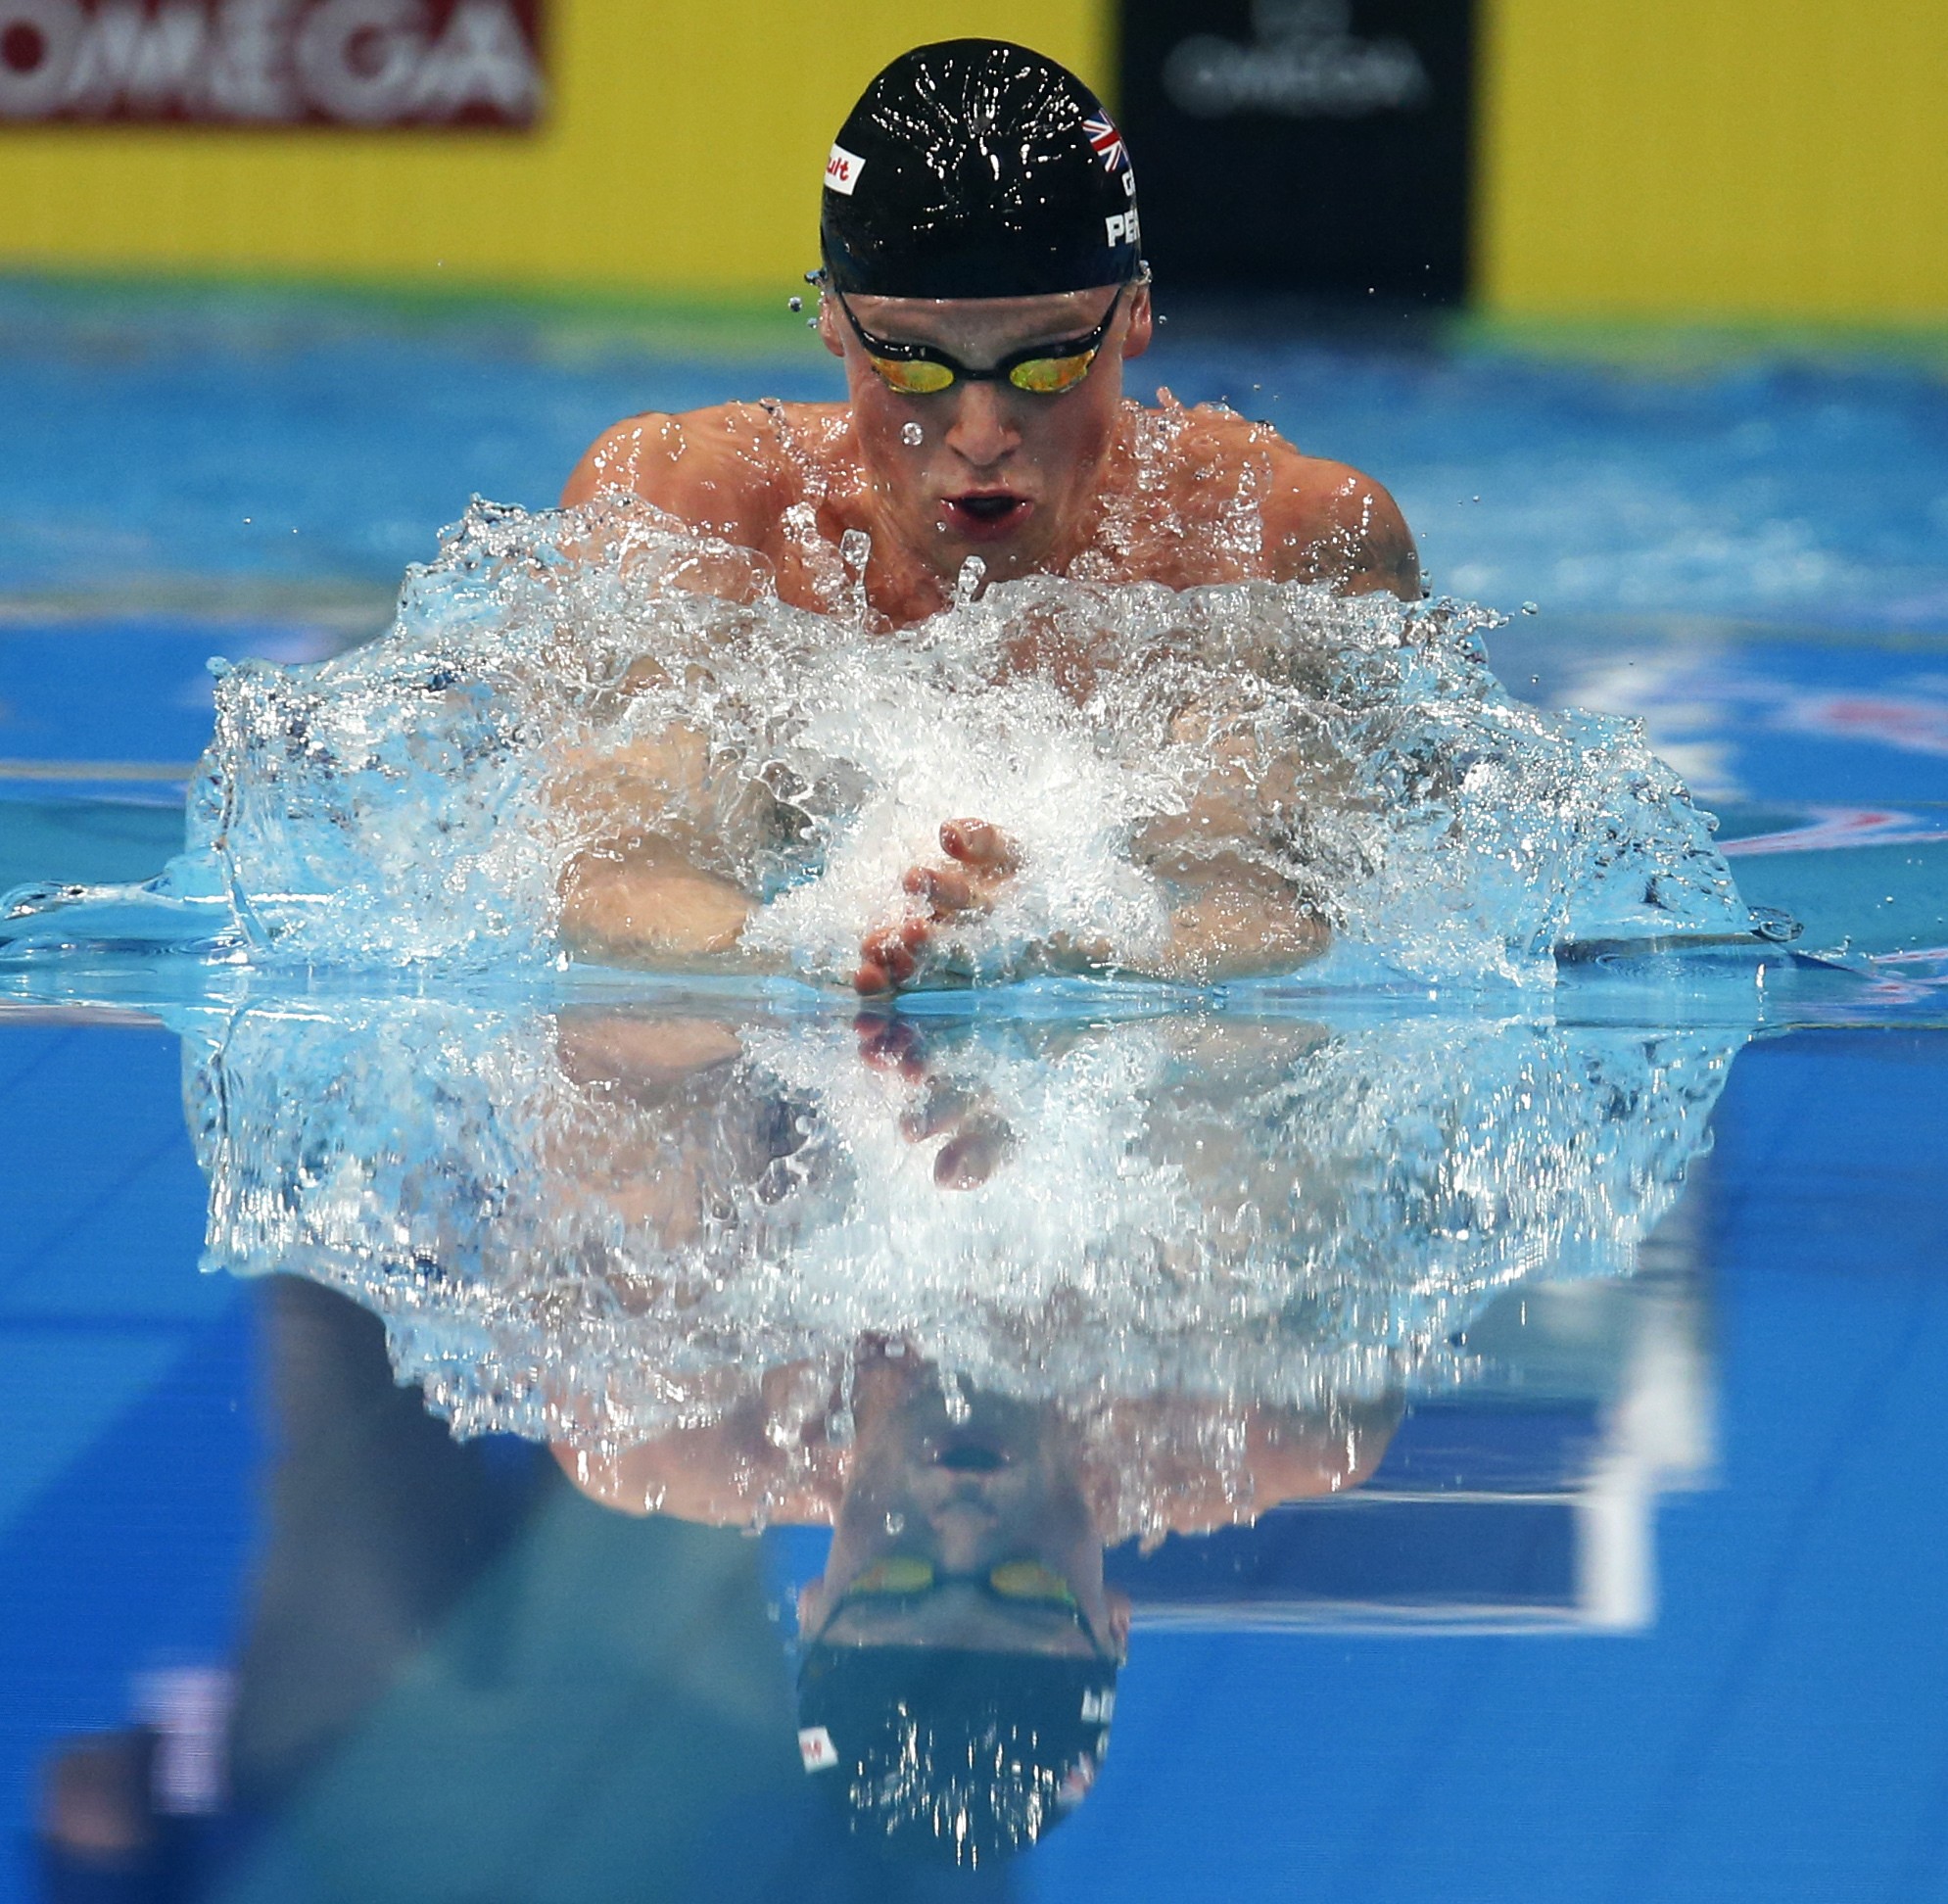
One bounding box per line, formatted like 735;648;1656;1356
931;1440;1008;1473
941;492;1032;537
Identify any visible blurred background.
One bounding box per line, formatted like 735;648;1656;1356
0;0;1940;322
2;8;1947;1903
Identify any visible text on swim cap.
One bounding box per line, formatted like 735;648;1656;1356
1105;210;1142;248
825;143;866;195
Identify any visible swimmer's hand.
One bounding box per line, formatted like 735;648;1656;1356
857;1016;1014;1189
853;822;1328;992
559;845;754;968
854;819;1020;995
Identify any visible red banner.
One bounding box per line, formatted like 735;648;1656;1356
0;0;544;128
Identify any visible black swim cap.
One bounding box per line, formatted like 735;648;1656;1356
821;40;1142;300
796;1642;1116;1867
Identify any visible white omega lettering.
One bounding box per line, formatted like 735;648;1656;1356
64;0;210;115
205;0;300;120
294;0;422;122
0;0;81;116
409;0;538;118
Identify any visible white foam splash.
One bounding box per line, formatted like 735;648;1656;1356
183;998;1743;1536
5;495;1750;984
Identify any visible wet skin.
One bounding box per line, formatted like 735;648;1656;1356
557;286;1419;991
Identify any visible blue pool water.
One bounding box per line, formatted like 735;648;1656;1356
0;280;1944;1901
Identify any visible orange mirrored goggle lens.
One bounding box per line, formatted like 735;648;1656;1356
1006;350;1099;395
867;349;1100;398
846;1555;1080;1607
867;356;956;396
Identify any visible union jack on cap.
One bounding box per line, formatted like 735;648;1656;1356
1083;114;1127;174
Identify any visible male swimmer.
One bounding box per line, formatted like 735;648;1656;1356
561;1339;1398;1864
559;39;1420;993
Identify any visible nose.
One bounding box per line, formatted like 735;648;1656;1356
929;1493;1001;1569
942;380;1020;470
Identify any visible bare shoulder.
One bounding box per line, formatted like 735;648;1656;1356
559;400;835;546
1259;430;1420;600
1174;406;1419;600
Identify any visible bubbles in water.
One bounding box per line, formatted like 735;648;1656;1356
180;997;1745;1534
0;491;1751;983
884;1511;906;1535
900;421;925;447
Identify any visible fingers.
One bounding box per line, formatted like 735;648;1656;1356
853;1016;1013;1189
856;1016;927;1077
940;819;1019;873
902;864;976;912
853;917;929;994
898;1078;978;1142
934;1119;1011;1190
858;820;1020;996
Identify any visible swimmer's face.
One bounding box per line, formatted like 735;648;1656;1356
798;1370;1129;1661
820;282;1153;586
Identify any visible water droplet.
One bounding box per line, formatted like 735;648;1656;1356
954;555;986;604
900;421;924;447
884;1511;905;1535
1521;600;1540;616
787;295;803;313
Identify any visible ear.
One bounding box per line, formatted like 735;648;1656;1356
1119;282;1154;361
1104;1586;1133;1663
817;294;845;360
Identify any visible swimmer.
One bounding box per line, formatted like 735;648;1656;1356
559;39;1420;992
559;1343;1399;1866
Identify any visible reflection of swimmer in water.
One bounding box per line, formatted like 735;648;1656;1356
555;40;1420;992
559;1346;1398;1867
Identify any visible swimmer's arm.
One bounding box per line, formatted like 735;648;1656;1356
559;847;755;967
550;1424;839;1527
549;1364;847;1525
1263;452;1421;601
1043;861;1329;984
1100;1395;1402;1537
1151;875;1330;980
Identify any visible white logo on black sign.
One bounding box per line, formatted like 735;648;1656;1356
1164;0;1430;120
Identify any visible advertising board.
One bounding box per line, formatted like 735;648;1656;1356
1118;0;1473;300
0;0;542;127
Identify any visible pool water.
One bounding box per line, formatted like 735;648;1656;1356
0;281;1944;1901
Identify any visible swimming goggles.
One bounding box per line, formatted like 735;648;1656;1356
832;285;1126;397
834;1554;1086;1621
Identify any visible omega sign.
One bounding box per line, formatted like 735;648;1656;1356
0;0;544;127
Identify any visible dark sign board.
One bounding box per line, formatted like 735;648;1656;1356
0;0;544;128
1118;0;1473;300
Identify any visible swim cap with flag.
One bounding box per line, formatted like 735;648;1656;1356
820;40;1141;300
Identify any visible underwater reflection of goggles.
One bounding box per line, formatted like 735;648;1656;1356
832;285;1125;397
835;1554;1086;1618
